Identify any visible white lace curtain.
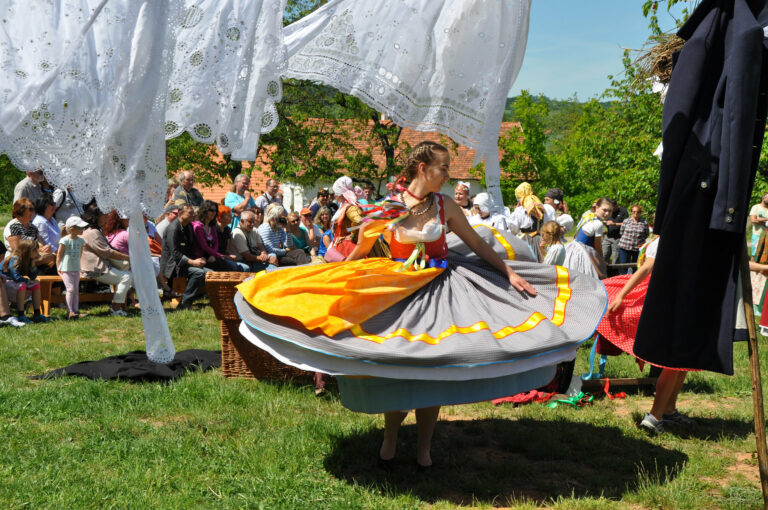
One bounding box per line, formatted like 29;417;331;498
0;0;531;363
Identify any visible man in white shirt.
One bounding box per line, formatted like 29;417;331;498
253;179;281;213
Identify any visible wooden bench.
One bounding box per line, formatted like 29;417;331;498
37;275;114;316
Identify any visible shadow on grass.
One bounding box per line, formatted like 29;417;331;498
324;418;687;505
629;413;754;440
680;377;719;395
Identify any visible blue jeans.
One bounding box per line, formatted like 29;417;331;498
618;248;639;274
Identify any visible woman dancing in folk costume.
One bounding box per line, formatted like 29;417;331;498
562;197;612;280
234;141;607;469
453;181;474;217
595;236;736;433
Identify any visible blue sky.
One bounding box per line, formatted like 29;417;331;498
510;0;688;100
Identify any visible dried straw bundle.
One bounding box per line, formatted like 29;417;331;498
635;33;686;85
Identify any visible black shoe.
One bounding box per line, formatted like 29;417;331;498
175;302;192;311
378;457;396;471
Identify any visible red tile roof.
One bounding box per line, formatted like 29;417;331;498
197;120;522;201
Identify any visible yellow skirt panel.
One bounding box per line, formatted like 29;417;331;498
236;258;444;337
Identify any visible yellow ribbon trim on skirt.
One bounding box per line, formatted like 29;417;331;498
349;266;573;345
237;258;443;337
472;224;516;260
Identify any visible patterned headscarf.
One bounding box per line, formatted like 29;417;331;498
455;181;471;193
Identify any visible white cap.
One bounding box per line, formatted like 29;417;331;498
556;214;574;233
65;216;89;229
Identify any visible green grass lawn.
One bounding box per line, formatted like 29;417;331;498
0;299;766;509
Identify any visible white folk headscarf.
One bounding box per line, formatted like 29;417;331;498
473;192;493;215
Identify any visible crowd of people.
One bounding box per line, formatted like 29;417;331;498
3;167;657;326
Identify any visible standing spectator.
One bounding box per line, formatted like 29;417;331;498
13;169;45;204
53;187;85;229
253;179;281;213
79;208;134;316
172;170;204;206
32;196;61;254
217;206;234;256
155;204;179;240
160;204;210;309
4;198;55;267
602;199;628;264
617;205;650;272
362;184;376;203
191;201;242;271
750;193;768;259
454;181;473;217
544;188;568;215
309;189;330;219
540;221;566;266
257;205;310;266
224;173;255;229
229;210;278;272
2;239;50;323
57;216;88;320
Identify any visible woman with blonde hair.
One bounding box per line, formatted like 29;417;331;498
540;221;566;266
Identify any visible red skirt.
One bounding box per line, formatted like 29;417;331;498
597;274;698;372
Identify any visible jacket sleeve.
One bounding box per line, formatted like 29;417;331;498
169;224;189;267
710;4;766;232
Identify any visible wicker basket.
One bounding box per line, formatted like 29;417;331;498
206;271;311;381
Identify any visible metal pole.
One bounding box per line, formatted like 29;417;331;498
739;243;768;508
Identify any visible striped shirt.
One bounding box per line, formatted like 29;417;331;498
257;223;293;257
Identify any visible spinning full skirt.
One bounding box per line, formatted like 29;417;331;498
563;241;607;280
235;255;607;412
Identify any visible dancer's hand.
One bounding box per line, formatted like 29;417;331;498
608;296;624;314
507;268;536;296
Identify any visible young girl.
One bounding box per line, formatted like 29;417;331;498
562;197;612;279
2;239;50;323
540;221;566;266
57;216;88;320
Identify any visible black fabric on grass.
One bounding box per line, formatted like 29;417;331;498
30;349;221;382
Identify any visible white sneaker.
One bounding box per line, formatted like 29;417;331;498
640;413;664;434
1;316;26;327
109;308;128;317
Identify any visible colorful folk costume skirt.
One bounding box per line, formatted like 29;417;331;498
234;195;608;413
596;274;699;371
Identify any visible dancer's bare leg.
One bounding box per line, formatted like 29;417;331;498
380;411;407;460
650;369;685;420
415;406;440;467
665;371;687;414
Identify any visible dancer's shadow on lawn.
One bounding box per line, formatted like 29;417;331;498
324;418;687;505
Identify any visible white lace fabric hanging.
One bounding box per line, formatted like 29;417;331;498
164;0;287;160
284;0;531;207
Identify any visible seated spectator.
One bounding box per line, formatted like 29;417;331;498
4;198;55;267
217;206;233;256
155;204;179;240
224;174;255;229
257;205;310;266
191;200;242;271
287;212;316;257
0;275;25;327
159;204;210;309
2;239;50;323
300;207;322;253
314;205;334;259
229;210;278;272
13;169;45;204
103;210;130;256
250;206;264;228
80;208;134;316
32;195;61;254
173;170;204;206
163;178;179;211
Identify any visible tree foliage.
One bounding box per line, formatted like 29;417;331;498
0;155;25;214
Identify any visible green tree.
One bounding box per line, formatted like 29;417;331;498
0;155;25;214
